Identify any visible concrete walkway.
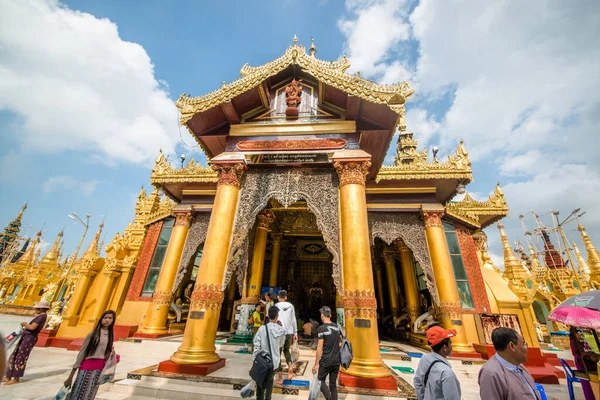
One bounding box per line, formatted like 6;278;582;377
0;314;578;399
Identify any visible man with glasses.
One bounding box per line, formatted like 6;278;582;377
478;327;540;399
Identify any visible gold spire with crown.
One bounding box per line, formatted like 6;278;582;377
573;241;592;285
498;223;531;299
578;222;600;284
310;37;316;57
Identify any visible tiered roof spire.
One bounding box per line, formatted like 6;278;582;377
0;203;27;263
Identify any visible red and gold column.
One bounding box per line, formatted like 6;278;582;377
421;208;473;353
395;239;421;327
333;151;393;386
136;208;193;337
268;233;283;287
167;157;246;370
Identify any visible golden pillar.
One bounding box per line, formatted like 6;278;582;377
247;211;275;301
91;269;120;323
395;239;421;326
333;154;390;378
170;158;246;365
421;208;473;353
373;262;385;312
138;208;194;336
268;233;283;287
62;271;95;326
382;250;400;320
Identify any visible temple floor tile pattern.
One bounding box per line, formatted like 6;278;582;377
0;314;580;399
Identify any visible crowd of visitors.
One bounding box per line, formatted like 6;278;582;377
0;295;595;400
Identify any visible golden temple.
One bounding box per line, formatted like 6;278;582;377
1;38;599;387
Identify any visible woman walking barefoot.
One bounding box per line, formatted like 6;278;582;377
3;301;50;385
64;310;116;399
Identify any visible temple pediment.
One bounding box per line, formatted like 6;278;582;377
176;39;414;177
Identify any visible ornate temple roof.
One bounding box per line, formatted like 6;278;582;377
176;42;414;125
376;138;473;182
445;184;509;229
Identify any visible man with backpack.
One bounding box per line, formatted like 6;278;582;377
312;306;341;400
252;306;286;400
413;325;462;400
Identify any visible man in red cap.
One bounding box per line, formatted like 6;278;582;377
413;325;462;400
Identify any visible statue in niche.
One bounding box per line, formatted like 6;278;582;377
183;282;194;304
413;307;437;334
307;275;324;316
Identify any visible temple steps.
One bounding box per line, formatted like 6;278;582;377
97;375;402;399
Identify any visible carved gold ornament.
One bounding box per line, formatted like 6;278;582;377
212;162;247;188
421;210;444;229
333;160;371;187
174;210;194;227
190;283;225;311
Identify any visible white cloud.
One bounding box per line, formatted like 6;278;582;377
340;0;600;270
42;175;100;196
0;0;179;165
338;0;412;79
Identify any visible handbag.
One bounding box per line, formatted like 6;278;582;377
249;325;274;388
308;373;322;400
98;352;117;385
55;385;70;400
291;340;300;363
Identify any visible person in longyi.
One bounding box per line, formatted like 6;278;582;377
3;300;50;385
64;310;117;399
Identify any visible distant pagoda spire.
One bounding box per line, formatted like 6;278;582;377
578;222;600;280
41;229;63;264
0;203;27;263
80;222;104;261
10;238;30;263
541;229;567;269
16;231;41;267
573;241;591;282
498;223;531;298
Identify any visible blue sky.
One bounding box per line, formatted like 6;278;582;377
1;0;599;268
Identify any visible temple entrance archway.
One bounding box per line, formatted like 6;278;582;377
222;168;341;294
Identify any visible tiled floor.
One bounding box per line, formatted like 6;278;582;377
0;314;581;399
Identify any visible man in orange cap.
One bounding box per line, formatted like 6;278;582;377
413;325;462;400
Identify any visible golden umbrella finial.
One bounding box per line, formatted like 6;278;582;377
293;34;298;44
310;37;317;56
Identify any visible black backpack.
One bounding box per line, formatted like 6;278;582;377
338;324;353;369
249;325;274;388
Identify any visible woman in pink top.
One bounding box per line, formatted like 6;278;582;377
64;310;116;399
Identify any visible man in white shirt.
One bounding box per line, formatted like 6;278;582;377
274;289;297;383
